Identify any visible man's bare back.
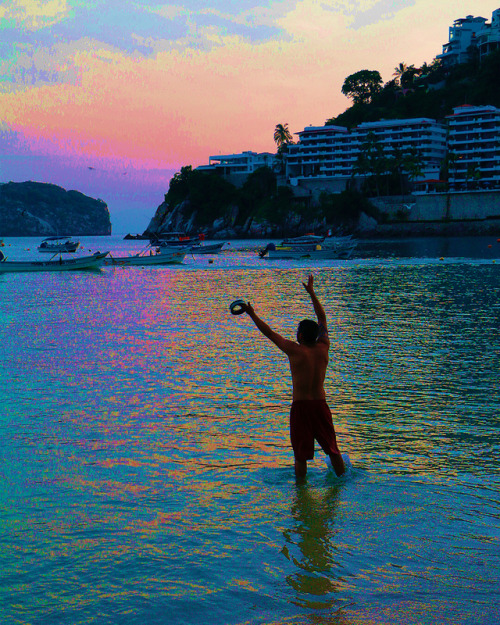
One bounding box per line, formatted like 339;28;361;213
288;341;329;401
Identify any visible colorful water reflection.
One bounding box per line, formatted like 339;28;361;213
0;251;498;624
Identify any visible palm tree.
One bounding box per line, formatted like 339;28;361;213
466;163;481;190
274;123;293;151
393;62;408;86
403;148;424;189
441;151;458;189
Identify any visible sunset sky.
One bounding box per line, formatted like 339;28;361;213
1;0;499;232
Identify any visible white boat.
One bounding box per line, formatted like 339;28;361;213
259;241;356;260
259;234;356;260
260;245;355;260
38;236;80;253
281;234;325;246
281;233;356;251
156;236;225;255
182;241;226;255
0;250;109;273
104;244;187;266
155;233;194;247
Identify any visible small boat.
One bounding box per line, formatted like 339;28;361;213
259;232;357;260
38;236;80;253
182;241;226;255
281;234;325;246
259;240;356;260
155;232;195;247
155;235;225;255
104;244;187;266
281;233;356;251
0;250;109;273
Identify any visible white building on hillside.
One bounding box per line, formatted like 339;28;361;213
350;118;447;180
436;10;500;66
197;151;278;186
285;125;350;191
477;8;500;60
446;105;500;189
285;118;447;189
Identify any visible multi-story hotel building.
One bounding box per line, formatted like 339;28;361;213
285;125;350;192
285;118;447;189
446;104;500;189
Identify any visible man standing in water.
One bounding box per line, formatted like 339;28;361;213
240;275;345;479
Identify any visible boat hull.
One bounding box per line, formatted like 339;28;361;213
0;252;109;273
189;242;225;254
261;235;356;260
104;250;186;266
265;248;354;259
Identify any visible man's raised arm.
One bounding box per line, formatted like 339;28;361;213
302;275;329;342
241;302;296;354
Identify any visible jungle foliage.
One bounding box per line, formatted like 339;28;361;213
328;50;500;128
164;165;309;231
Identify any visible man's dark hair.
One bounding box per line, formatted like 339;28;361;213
297;319;319;344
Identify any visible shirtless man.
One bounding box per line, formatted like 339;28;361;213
240;275;345;479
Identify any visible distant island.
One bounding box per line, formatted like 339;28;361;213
0;181;112;236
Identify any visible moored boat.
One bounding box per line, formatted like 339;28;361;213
154;232;194;247
38;236;81;253
104;244;187;266
259;238;356;260
154;233;226;254
281;233;356;251
179;241;226;255
0;250;109;272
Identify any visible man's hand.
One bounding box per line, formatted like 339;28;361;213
241;301;255;316
302;274;315;295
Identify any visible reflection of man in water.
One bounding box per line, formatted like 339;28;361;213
284;483;344;610
240;275;345;479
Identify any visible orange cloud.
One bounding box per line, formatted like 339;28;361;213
2;0;499;171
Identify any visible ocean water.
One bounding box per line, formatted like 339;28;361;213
0;236;499;625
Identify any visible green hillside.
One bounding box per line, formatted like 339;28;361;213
327;49;500;128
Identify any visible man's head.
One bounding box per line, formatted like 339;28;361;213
296;319;319;345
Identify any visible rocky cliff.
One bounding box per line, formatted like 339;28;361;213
0;181;112;236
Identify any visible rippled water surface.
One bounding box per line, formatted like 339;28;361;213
1;236;499;624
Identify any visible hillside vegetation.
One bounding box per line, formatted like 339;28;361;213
328;50;500;127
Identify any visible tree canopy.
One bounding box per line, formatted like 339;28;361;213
330;50;500;129
341;69;383;105
274;123;294;151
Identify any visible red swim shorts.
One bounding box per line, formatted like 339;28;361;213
290;399;341;461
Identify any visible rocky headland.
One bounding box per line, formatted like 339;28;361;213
142;190;500;240
0;181;112;236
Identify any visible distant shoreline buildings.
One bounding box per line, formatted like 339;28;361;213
198;9;500;199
